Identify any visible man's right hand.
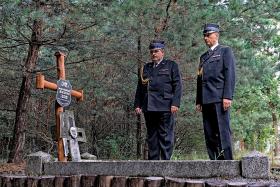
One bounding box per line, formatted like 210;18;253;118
196;104;202;112
135;107;142;115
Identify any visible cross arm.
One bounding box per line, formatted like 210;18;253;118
36;73;83;101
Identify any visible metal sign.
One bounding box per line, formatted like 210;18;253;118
60;111;75;139
56;79;72;107
59;111;82;161
69;139;81;161
70;127;78;139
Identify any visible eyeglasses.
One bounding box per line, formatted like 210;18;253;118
203;33;211;37
150;49;161;54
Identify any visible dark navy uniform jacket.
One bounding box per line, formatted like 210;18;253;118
196;45;236;105
134;59;182;112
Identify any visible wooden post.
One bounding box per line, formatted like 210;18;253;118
54;176;70;187
26;177;40;187
247;183;269;187
98;175;113;187
55;52;66;162
1;176;12;187
205;181;227;187
12;176;27;187
145;177;163;187
39;176;55;187
111;176;127;187
227;182;248;187
69;175;81;187
127;177;144;187
81;175;98;187
36;52;83;161
165;178;186;187
186;180;205;187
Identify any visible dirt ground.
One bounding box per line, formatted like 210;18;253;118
0;162;25;174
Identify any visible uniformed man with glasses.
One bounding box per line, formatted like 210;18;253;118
196;23;236;160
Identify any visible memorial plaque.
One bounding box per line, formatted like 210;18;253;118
62;138;69;156
56;79;72;107
60;111;74;138
68;115;75;128
69;139;81;161
60;113;70;139
59;111;82;161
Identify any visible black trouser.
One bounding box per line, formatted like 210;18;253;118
144;112;174;160
202;103;233;160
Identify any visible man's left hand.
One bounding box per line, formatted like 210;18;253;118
223;99;232;111
171;106;179;114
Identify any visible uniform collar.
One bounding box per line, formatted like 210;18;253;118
210;43;219;51
153;58;164;67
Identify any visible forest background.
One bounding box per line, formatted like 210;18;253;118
0;0;279;163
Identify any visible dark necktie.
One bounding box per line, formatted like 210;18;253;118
208;49;212;55
154;62;159;68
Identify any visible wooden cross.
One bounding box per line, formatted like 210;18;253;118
36;51;83;161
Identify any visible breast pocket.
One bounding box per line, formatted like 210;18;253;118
158;69;171;83
204;57;222;78
158;69;169;75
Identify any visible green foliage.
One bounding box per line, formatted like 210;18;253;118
0;0;279;160
98;133;136;160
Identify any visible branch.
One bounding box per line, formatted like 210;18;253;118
240;1;263;14
0;108;16;112
162;0;172;31
17;30;31;43
154;0;174;36
0;43;29;49
78;22;98;32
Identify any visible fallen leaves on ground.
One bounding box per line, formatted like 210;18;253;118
0;162;25;174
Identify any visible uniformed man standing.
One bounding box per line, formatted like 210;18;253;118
134;40;182;160
196;24;236;160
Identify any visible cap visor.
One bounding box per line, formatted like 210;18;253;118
203;30;217;34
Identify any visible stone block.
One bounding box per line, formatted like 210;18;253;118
44;160;241;178
81;152;97;160
241;151;269;179
25;151;51;176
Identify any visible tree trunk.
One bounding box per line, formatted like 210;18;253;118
272;112;279;157
136;115;142;159
136;35;143;159
8;19;42;163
